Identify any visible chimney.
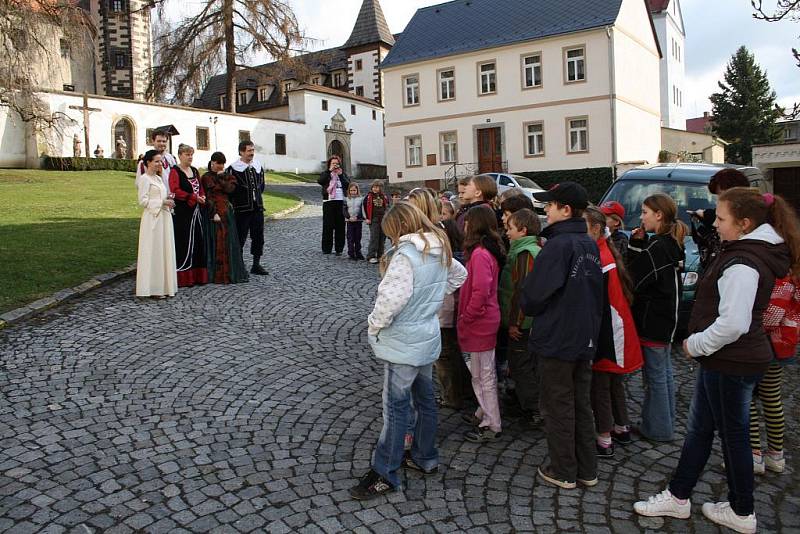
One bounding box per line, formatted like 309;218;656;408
703;112;709;118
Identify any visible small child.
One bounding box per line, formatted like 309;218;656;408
600;201;629;265
390;190;402;206
343;183;366;260
499;209;541;424
459;205;506;443
440;200;455;221
364;180;389;264
455;175;496;232
350;202;467;500
583;206;642;458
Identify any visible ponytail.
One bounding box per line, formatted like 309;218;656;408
668;219;689;247
768;195;800;278
643;193;686;249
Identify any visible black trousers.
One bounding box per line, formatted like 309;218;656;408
591;371;631;434
235;209;264;259
322;200;345;254
507;331;538;413
539;358;597;482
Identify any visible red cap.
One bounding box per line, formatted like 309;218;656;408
600;201;625;220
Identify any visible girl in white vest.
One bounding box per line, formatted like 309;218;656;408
350;202;467;501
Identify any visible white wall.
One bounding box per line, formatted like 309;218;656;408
349;50;379;101
0;107;28;168
653;0;686;129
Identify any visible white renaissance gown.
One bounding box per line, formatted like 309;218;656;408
135;172;178;297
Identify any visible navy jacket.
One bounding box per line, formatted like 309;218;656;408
521;218;603;361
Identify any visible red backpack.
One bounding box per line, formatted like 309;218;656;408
763;276;800;359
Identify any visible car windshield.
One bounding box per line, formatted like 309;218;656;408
601;179;717;230
511;176;541;189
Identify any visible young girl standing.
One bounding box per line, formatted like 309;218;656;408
459;206;506;443
350;202;467;500
344;183;366;260
634;188;795;534
584;206;642;457
628;193;686;442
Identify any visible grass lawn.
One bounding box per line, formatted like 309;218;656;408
264;171;320;184
0;169;299;313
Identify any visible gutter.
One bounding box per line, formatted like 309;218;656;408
606;26;618;178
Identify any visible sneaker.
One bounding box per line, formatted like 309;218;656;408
578;476;599;487
368;258;379;264
596;443;615;459
461;413;481;426
356;254;365;260
537;466;576;490
633;489;691;519
464;427;501;443
250;263;268;275
701;502;756;534
765;452;785;473
722;453;766;475
611;429;632;445
349;469;395;500
402;454;438;475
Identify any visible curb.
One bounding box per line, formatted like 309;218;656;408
0;198;305;330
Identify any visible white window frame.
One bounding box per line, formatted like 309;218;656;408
567;117;589;153
524;121;545;157
405;135;422;167
564;46;586;83
438;68;455;101
237;91;247;106
258;87;269;101
477;61;497;95
333;72;343;87
440;131;457;164
403;74;420;107
521;53;543;89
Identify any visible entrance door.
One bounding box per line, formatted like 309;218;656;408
477;127;502;173
328;140;347;174
773;167;800;213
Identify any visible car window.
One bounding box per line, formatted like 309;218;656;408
512;176;541;189
601;180;717;229
499;175;513;186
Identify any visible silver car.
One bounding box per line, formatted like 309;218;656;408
479;172;546;213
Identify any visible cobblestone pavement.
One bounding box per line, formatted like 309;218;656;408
1;182;799;533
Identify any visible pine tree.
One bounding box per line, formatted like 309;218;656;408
710;46;783;164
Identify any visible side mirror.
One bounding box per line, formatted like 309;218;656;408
507;182;516;187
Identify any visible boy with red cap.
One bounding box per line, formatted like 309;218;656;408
600;201;628;264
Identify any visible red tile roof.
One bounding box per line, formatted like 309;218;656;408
686;114;713;134
647;0;670;13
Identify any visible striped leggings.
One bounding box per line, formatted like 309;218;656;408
749;363;785;452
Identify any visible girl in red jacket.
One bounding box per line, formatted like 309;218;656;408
458;206;506;443
584;207;643;458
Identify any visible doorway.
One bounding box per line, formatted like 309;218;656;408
477;127;502;173
328;140;348;174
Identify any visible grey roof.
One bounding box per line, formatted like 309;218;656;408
382;0;625;68
343;0;395;49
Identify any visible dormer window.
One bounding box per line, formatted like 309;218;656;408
259;87;269;101
283;82;293;93
237;91;248;106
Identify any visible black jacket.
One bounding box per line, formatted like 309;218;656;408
227;164;264;212
521;218;603;361
628;233;685;343
317;171;350;201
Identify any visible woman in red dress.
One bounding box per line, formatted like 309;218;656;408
169;144;209;287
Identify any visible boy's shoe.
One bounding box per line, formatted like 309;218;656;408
369;258;379;264
402;454;438;475
461;413;481;426
464;427;501;443
537;466;576;490
578;476;599;487
596;443;615;459
349;469;395;500
611;429;632;445
701;502;756;534
633;489;691;519
722;453;766;475
356;254;365;260
765;452;785;473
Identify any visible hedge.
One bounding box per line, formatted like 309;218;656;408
514;167;614;203
42;157;138;172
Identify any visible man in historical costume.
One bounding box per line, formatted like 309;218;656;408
228;140;268;275
136;127;178;193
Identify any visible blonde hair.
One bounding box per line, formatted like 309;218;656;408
347;182;361;196
177;143;194;155
407;188;441;223
370;179;384;193
380;202;452;274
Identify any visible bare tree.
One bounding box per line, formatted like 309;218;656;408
0;0;95;131
147;0;305;110
752;0;800;118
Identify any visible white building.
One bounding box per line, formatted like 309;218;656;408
381;0;662;185
649;0;686;129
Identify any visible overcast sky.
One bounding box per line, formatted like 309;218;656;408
287;0;800;118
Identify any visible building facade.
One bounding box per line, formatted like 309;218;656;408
381;0;662;184
648;0;686;129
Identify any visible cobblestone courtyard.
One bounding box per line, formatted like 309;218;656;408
1;183;799;533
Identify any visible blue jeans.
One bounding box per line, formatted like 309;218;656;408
640;344;676;441
372;362;438;487
669;367;761;516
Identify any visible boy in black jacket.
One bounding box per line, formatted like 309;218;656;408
521;182;603;490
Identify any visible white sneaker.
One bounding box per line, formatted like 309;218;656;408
753;453;765;475
633;489;691;519
701;502;756;534
368;258;378;264
765;452;785;473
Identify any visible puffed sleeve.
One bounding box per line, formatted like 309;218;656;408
136;175;163;216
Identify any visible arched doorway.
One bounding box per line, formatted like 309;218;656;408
112;117;136;159
328;140;348;174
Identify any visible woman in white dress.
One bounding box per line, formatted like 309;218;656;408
136;150;178;298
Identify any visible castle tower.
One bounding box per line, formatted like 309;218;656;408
341;0;395;105
92;0;154;101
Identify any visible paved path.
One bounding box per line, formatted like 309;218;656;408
1;182;799;533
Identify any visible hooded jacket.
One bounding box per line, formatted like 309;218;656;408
520;218;603;361
687;224;791;375
458;245;502;352
628;232;685;344
368;233;467;366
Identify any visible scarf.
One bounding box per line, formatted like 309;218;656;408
327;170;341;199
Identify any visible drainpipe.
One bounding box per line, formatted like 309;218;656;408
606;25;618;179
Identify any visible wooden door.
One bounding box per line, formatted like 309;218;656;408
477;127;502;173
773;167;800;213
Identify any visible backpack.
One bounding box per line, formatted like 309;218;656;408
763;275;800;360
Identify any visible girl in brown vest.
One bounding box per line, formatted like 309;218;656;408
634;188;799;534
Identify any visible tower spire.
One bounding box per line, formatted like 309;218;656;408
343;0;395;49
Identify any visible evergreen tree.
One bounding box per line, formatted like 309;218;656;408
710;46;782;164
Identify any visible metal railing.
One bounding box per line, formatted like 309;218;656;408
443;161;508;190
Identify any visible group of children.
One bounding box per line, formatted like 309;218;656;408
341;180;403;263
347;171;799;534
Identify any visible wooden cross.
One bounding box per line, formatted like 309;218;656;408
68;92;102;158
